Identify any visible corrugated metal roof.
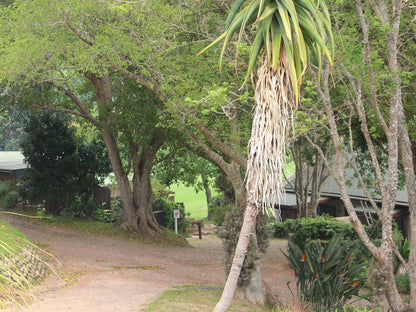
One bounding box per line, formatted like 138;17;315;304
286;165;409;206
0;151;28;171
319;168;408;205
278;191;328;207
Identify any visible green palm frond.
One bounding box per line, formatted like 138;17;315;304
198;0;334;101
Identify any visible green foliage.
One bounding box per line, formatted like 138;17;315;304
272;222;289;238
218;206;269;287
0;219;39;310
272;218;298;238
19;111;110;216
286;216;356;246
284;235;367;311
398;239;410;261
95;208;118;223
208;194;233;226
199;0;334;100
0;181;20;208
0;105;25;151
395;273;410;295
152;198;188;236
276;217;398;249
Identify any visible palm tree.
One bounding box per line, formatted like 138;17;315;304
199;0;334;311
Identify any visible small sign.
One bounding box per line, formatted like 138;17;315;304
173;209;180;219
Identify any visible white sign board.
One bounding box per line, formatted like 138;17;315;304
173;209;180;219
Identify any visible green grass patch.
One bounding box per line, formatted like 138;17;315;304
169;183;214;220
38;215;189;246
0;219;28;256
2;207;189;246
142;286;272;312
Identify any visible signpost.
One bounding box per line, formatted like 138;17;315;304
173;209;180;234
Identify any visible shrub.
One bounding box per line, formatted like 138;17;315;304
208;194;233;226
272;222;288;238
398;239;410;261
0;181;20;209
283;235;368;311
152;198;188;235
272;219;300;238
285;218;297;232
288;216;356;247
69;197;101;219
395;273;410;294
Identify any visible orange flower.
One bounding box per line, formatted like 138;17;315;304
352;281;359;287
321;256;325;262
338;273;346;278
315;273;318;280
301;254;307;262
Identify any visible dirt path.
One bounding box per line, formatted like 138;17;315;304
2;215;295;312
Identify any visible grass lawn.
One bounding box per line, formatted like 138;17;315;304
142;286;273;312
0;218;28;255
168;183;212;220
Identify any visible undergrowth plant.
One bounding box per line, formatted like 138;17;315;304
0;220;48;310
283;235;368;311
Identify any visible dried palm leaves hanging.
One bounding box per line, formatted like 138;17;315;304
246;48;294;214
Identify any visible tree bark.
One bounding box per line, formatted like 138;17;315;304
310;53;406;311
184;103;265;305
131;135;165;235
100;130;139;231
84;72;139;232
398;112;416;309
213;185;258;312
201;173;213;220
86;72;164;234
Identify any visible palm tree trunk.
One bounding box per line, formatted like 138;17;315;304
213;189;259;312
214;50;294;312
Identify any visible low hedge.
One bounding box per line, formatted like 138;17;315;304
272;215;356;243
273;216;395;248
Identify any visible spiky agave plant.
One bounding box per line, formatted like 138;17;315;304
199;0;334;311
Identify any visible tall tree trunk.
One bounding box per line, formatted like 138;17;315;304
100;130;138;231
86;72;139;232
215;50;294;311
185;104;266;306
201;172;212;220
131;136;165;235
214;185;258;312
399;112;416;309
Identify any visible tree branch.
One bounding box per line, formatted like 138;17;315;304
193;121;247;171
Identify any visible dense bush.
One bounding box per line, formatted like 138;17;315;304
395;273;410;294
290;216;357;247
272;222;289;238
0;181;20;208
284;235;368;311
93;198;123;223
398;239;410;261
19;112;110;216
208;194;233;226
273;216;396;248
272;216;356;243
152;198;188;235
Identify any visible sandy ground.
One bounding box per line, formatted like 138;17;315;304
2;215;296;312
